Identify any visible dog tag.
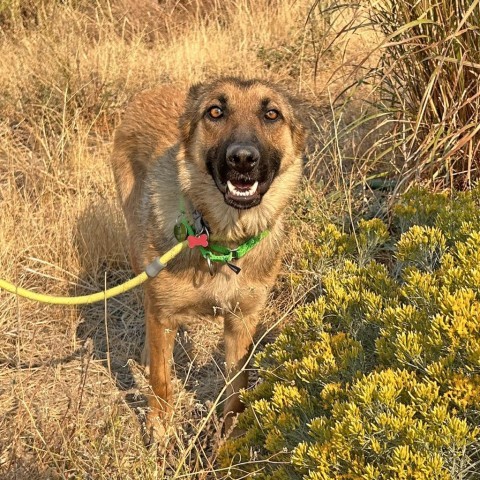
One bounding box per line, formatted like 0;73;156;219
187;234;209;249
174;223;188;242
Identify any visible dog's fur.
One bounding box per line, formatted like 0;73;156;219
111;78;307;438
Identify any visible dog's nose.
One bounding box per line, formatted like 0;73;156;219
226;144;260;173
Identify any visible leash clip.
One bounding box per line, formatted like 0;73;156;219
192;210;209;238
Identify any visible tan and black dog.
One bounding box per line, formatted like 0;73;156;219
111;77;307;439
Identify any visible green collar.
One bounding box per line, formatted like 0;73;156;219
175;197;269;274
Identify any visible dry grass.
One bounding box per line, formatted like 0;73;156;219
369;0;480;190
0;1;380;478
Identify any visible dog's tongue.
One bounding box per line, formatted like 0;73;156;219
226;180;259;197
231;180;254;191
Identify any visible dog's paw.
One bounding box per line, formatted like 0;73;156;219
143;413;170;447
222;412;245;439
141;344;150;377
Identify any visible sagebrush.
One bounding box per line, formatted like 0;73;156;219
220;186;480;479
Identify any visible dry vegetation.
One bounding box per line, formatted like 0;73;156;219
0;0;385;478
370;0;480;190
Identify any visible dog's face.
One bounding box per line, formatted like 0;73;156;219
179;78;307;210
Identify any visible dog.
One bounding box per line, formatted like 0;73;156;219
111;77;307;440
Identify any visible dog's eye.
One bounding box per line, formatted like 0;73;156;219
265;109;280;121
207;106;223;119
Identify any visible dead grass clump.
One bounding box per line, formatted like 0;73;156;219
370;0;480;189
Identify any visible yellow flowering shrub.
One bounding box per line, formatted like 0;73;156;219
219;187;480;479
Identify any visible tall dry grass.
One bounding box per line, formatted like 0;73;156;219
369;0;480;189
0;1;380;478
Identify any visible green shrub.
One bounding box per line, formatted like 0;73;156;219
220;187;480;479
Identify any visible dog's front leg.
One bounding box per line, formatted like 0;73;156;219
145;294;178;441
223;314;258;434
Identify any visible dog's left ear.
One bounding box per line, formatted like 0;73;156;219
179;82;208;143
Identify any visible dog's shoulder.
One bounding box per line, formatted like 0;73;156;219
114;85;186;161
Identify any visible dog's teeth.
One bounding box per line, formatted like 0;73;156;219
226;180;259;197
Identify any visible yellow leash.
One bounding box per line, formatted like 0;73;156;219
0;241;188;305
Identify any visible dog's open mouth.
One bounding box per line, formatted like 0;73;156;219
223;178;263;209
207;143;280;210
226;180;259;198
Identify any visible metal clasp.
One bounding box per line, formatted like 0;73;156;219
192;210;210;238
206;256;215;276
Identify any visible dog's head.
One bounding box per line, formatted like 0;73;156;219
179;78;307;210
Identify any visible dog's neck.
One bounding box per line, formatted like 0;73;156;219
180;188;276;243
177;149;303;243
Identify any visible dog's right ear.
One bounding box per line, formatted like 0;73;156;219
179;82;208;143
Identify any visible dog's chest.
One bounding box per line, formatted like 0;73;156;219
193;268;262;315
162;263;268;320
